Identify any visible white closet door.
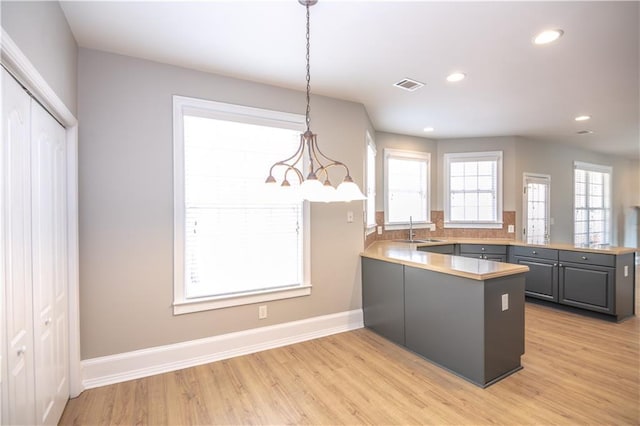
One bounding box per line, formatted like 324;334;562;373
2;69;36;425
30;97;69;425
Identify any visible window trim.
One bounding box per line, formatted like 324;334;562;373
172;95;311;315
443;150;503;229
383;148;431;228
573;161;612;246
365;132;377;235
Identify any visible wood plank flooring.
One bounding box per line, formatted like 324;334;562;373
61;287;639;425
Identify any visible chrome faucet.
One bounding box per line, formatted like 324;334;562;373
409;216;415;242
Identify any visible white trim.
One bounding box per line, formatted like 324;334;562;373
0;31;82;396
383;148;431;225
443;150;503;228
384;223;434;231
173;285;312;315
574;161;612;174
365;131;377;229
81;309;364;390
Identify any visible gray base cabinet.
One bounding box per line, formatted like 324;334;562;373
509;247;559;302
361;258;405;345
362;258;525;387
417;244;455;255
459;244;507;262
508;246;635;321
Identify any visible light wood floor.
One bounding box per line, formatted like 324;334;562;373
61;291;639;425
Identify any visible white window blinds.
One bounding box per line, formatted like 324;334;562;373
384;149;430;225
574;162;611;246
182;113;304;300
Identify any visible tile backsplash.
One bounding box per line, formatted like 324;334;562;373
366;210;516;246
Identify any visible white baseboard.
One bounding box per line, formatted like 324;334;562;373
81;309;363;390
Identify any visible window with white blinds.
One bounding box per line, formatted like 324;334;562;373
384;149;431;225
574;161;611;246
365;134;376;231
444;151;503;228
173;96;310;314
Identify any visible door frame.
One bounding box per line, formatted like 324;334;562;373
522;172;551;244
1;30;82;397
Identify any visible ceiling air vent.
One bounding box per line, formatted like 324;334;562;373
393;78;424;92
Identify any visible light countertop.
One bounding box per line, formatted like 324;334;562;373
362;241;529;281
397;238;637;255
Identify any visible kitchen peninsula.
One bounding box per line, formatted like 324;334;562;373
361;241;529;388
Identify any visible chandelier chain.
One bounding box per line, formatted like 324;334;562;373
305;2;311;131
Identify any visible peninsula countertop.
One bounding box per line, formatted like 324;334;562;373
361;241;529;281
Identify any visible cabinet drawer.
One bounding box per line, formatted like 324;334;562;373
417;244;455;255
510;246;558;260
458;244;506;255
559;250;615;267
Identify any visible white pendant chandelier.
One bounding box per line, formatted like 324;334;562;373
265;0;366;203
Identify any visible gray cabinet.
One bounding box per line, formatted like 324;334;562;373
361;258;405;345
417;244;455;255
361;257;525;387
509;246;559;302
459;244;507;262
508;246;635;320
558;251;614;314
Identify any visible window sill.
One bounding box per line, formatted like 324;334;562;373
444;221;503;229
173;284;312;315
384;222;434;231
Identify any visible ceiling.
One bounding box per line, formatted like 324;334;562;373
60;1;640;159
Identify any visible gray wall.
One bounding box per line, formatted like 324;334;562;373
372;132;639;246
1;0;78;115
78;48;369;359
516;137;639;246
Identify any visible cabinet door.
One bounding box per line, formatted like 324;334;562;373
559;263;614;314
2;68;37;426
362;258;405;345
31;101;69;426
512;256;558;301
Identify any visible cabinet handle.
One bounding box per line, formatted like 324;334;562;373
553;263;558;267
17;346;27;356
559;263;563;267
44;317;52;326
532;250;537;255
481;247;486;251
581;256;587;260
479;255;483;259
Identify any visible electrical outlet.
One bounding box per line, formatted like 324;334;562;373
501;294;509;311
624;265;629;277
428;223;436;231
377;226;383;235
258;305;268;319
347;211;354;223
507;225;515;233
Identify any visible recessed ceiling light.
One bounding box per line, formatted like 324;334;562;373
576;130;594;135
533;29;564;45
423;127;435;132
446;72;466;82
574;115;591;122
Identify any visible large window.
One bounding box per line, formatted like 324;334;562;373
384;149;430;226
444;151;503;228
365;133;376;232
173;96;310;314
574;161;611;246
